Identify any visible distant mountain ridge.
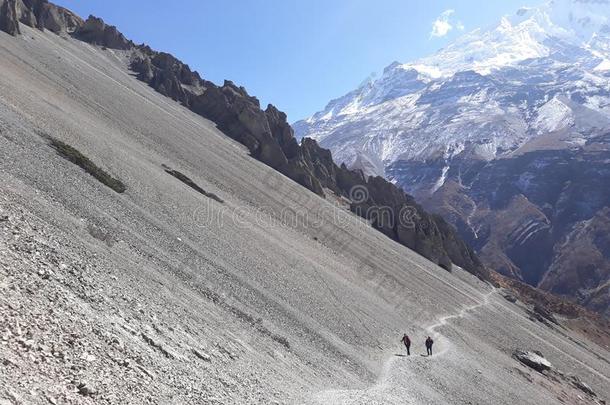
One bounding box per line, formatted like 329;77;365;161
0;0;488;279
295;0;610;173
295;0;610;315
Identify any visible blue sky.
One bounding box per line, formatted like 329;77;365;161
55;0;542;121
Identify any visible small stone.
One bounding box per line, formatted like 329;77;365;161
77;382;96;397
37;344;50;353
503;294;517;303
19;338;35;349
81;353;96;362
2;358;16;367
192;348;211;362
137;365;154;379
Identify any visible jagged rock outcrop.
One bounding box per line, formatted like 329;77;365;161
0;1;489;279
74;15;133;49
0;0;82;36
26;0;81;32
0;0;19;35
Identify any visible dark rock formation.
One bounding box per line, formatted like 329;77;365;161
0;0;82;36
0;1;489;280
527;304;559;326
74;15;133;49
20;0;81;33
0;0;19;35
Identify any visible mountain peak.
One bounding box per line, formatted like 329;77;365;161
293;0;610;316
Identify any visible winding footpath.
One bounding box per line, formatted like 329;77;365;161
312;287;497;404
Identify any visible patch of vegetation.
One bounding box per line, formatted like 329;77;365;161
162;164;223;203
270;333;291;349
50;138;126;193
87;223;117;247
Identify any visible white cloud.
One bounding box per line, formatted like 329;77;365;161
430;9;464;38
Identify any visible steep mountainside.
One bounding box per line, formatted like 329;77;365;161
0;0;487;278
295;0;610;315
1;2;610;404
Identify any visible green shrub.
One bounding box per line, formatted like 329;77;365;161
50;138;127;193
162;164;223;203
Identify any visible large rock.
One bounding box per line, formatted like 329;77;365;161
513;350;553;373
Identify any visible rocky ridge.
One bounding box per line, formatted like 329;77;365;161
126;52;488;278
0;0;487;279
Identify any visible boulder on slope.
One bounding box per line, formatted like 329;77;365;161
513;350;553;373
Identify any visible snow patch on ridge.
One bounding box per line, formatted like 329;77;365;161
533;97;574;133
594;59;610;72
431;165;450;194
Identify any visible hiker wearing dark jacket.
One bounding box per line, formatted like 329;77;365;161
425;336;434;356
401;334;411;355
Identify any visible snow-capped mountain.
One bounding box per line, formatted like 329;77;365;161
294;0;610;315
294;0;610;178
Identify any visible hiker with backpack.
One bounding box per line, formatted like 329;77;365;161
401;333;411;355
425;336;434;356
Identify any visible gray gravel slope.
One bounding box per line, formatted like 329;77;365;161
0;27;608;404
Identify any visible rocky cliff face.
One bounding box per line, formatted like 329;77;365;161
413;136;610;315
74;15;133;50
0;1;488;279
0;0;82;35
0;0;19;35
